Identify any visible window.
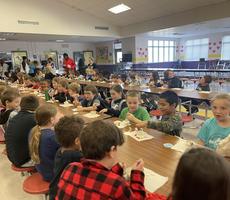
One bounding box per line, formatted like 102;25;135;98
221;36;230;60
148;40;175;63
185;38;209;61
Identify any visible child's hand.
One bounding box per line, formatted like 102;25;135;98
131;159;144;171
99;108;108;114
76;106;84;112
127;113;137;123
136;121;148;128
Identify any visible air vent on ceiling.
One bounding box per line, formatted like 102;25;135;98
7;38;18;41
95;26;109;30
18;20;39;25
173;33;185;36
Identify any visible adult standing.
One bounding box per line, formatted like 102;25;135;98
20;56;29;74
63;53;76;75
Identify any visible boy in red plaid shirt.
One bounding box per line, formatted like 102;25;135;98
56;120;146;200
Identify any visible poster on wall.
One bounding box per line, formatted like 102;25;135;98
43;51;58;68
11;51;27;68
96;47;108;64
83;51;94;65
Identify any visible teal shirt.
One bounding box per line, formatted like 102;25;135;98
119;106;150;121
197;118;230;150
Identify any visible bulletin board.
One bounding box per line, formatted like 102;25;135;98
83;51;94;65
11;51;27;68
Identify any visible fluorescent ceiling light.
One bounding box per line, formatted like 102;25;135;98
56;40;64;42
108;4;131;14
0;38;6;41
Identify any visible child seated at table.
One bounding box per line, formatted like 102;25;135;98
77;85;108;112
196;75;212;91
49;77;60;98
6;95;39;167
197;94;230;150
85;65;95;80
0;88;21;130
29;104;62;181
119;90;150;121
132;91;182;136
110;74;123;84
148;71;163;87
185;75;212;114
100;84;127;117
147;148;230;200
126;73;141;86
53;78;71;104
49;115;84;200
68;82;82;106
56;120;146;199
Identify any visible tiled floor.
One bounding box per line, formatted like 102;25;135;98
0;145;43;200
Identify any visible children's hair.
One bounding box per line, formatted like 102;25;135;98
58;79;69;89
20;95;39;111
84;85;98;95
211;93;230;104
1;88;20;106
170;148;230;200
110;85;124;98
68;83;81;94
80;120;124;160
30;104;57;163
126;90;140;99
203;75;212;84
151;71;160;83
111;74;120;80
54;116;84;148
159;91;179;107
52;77;60;84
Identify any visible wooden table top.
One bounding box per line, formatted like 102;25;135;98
76;80;217;101
105;117;182;196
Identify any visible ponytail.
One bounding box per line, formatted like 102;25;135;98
29;125;42;164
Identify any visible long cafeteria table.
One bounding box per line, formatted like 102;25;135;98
19;86;181;196
76;80;217;101
105;117;182;196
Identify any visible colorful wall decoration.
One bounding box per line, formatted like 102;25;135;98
136;47;148;63
208;40;222;59
96;46;109;64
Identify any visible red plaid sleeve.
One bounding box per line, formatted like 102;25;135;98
146;193;168;200
129;170;146;199
111;163;124;176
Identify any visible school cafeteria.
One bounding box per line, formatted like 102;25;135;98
0;0;230;200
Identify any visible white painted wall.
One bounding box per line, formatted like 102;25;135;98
0;41;96;67
0;0;120;37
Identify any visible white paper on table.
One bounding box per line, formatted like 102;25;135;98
123;129;154;142
46;100;54;103
37;93;45;97
198;91;211;94
83;112;100;118
59;103;73;107
114;120;130;129
172;88;182;90
72;108;78;112
144;168;168;192
73;112;79;115
171;138;196;153
125;168;168;192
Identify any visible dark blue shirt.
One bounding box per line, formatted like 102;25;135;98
49;149;83;200
36;129;60;182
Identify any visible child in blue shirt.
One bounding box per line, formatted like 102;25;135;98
197;94;230;150
29;104;63;181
